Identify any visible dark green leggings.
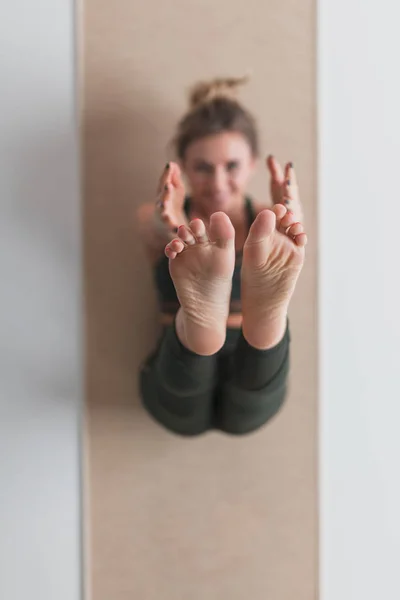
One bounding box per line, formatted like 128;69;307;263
139;323;290;436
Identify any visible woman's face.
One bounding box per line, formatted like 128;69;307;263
182;131;256;213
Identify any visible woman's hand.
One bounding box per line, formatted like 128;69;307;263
154;162;188;232
266;155;304;223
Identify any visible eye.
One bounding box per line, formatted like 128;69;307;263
194;162;213;174
226;161;239;172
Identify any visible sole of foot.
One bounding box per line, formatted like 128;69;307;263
165;211;236;356
241;203;307;350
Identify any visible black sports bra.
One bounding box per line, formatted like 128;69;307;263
153;197;256;316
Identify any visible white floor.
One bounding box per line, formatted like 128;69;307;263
0;1;83;599
318;0;400;598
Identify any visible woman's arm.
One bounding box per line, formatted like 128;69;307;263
137;162;189;264
253;157;304;223
137;202;176;264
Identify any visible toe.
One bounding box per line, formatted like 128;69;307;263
286;222;304;238
189;218;209;243
272;203;288;230
165;248;177;259
246;209;276;244
294;232;308;247
243;209;276;267
178;225;196;245
209;212;235;249
279;210;296;234
165;238;185;258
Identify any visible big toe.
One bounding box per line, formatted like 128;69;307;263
209;212;235;249
245;209;276;245
243;209;276;266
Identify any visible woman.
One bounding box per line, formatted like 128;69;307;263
137;77;307;436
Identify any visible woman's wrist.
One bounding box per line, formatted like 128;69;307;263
153;207;177;239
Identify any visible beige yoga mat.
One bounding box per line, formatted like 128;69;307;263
82;0;318;597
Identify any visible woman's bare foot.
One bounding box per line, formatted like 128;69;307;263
156;162;188;230
267;155;304;223
165;213;235;356
241;204;307;350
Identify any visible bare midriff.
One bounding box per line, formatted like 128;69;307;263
159;312;243;329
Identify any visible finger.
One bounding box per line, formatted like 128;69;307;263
159;184;171;215
158;180;175;211
177;224;196;245
281;193;295;211
282;163;298;209
156;185;168;211
189;218;209;243
266;155;285;184
170;162;185;193
157;162;172;196
160;211;175;229
284;162;297;187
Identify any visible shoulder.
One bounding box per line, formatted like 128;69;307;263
137;202;155;226
136;202;158;240
136;202;163;263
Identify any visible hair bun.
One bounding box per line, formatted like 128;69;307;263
188;76;249;108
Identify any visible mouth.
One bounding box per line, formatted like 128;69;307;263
208;193;231;204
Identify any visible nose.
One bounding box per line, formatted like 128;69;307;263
210;166;229;194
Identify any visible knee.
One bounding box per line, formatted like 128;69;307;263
216;385;288;435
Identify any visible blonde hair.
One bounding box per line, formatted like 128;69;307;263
173;76;258;159
188;76;250;108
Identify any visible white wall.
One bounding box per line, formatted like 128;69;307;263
319;0;400;598
0;1;83;599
